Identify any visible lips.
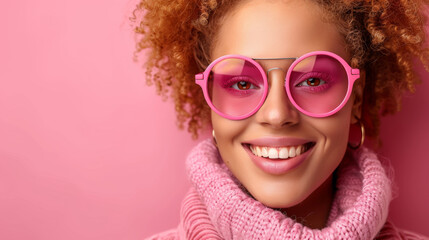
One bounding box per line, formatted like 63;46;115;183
242;137;315;175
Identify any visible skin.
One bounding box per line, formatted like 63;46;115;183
210;0;363;229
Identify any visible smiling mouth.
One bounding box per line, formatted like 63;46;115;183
247;142;315;159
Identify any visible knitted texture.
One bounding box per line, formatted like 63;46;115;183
146;139;427;240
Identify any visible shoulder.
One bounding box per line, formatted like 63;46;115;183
375;220;429;240
145;229;179;240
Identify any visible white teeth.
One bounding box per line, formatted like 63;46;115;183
296;145;302;155
268;148;278;159
261;147;268;157
249;144;310;159
288;147;296;158
279;148;289;159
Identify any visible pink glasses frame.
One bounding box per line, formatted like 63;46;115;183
195;51;360;120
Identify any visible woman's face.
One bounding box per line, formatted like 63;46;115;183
211;0;359;208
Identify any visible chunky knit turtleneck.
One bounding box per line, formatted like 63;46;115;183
146;139;426;240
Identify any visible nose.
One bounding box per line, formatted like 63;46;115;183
255;68;300;128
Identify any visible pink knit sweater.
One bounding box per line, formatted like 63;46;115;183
146;139;427;240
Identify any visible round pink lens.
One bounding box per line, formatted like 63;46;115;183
208;58;265;117
288;55;348;115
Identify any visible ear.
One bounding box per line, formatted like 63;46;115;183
350;70;365;124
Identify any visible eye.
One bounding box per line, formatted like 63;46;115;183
233;81;253;90
297;78;326;87
229;77;260;90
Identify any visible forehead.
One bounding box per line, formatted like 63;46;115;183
212;0;348;61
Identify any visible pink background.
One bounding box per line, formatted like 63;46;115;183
0;0;428;239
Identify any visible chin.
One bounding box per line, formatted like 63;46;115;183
244;181;310;209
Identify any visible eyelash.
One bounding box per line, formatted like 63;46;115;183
214;76;261;97
221;76;260;89
293;72;332;93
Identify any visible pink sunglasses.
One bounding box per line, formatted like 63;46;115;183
195;51;360;120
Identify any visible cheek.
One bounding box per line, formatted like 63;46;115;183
308;106;353;188
313;99;353;145
305;100;354;170
211;112;243;143
320;116;350;146
211;112;249;165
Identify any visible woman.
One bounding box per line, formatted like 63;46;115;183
132;0;429;239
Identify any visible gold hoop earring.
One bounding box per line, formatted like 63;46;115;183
348;118;365;150
212;129;218;147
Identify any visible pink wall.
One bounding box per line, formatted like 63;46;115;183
0;0;427;239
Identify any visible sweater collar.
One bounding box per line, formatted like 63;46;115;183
181;139;392;239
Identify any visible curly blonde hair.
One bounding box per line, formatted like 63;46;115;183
131;0;429;144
